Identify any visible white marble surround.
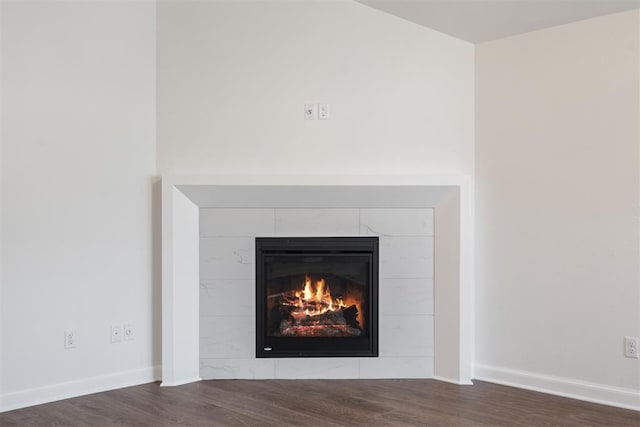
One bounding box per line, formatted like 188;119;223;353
199;208;434;379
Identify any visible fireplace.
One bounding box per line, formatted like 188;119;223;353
256;237;378;358
163;177;472;385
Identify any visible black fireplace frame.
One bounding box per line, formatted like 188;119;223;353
255;237;378;358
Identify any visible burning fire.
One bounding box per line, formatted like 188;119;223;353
285;275;362;326
270;274;365;337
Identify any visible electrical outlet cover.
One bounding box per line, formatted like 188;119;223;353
124;324;134;341
624;336;639;358
64;329;77;349
111;325;123;343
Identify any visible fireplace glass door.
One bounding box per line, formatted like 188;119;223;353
256;237;378;358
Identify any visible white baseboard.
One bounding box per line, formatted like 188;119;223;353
0;365;161;413
160;376;202;387
432;376;474;385
474;363;640;411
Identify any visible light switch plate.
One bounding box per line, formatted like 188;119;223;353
304;103;315;120
318;103;330;120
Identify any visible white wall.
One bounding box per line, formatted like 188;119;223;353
475;10;640;406
199;207;434;379
0;0;4;399
1;1;157;410
156;0;474;176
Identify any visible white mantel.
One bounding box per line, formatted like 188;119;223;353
161;175;474;386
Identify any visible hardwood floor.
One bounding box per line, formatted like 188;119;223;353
1;379;638;426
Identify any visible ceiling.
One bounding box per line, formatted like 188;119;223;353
356;0;640;43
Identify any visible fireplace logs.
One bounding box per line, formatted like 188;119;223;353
270;275;363;337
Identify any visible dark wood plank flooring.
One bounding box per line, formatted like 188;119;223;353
1;379;638;426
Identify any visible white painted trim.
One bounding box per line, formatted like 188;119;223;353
459;176;475;381
165;173;471;187
161;180;175;386
162;186;201;387
0;0;4;406
474;364;640;411
160;376;202;387
162;174;474;385
0;366;161;413
433;376;474;385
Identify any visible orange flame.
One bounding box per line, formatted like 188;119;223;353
289;275;362;326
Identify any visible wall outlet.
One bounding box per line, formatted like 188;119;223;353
624;336;639;358
123;324;134;341
64;329;77;349
111;325;123;343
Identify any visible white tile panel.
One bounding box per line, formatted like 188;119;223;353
200;358;275;380
275;208;359;235
200;315;254;358
360;208;434;236
200;237;254;280
379;278;433;316
200;208;275;237
380;236;433;279
200;279;254;317
359;357;434;379
378;315;434;357
274;358;360;379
